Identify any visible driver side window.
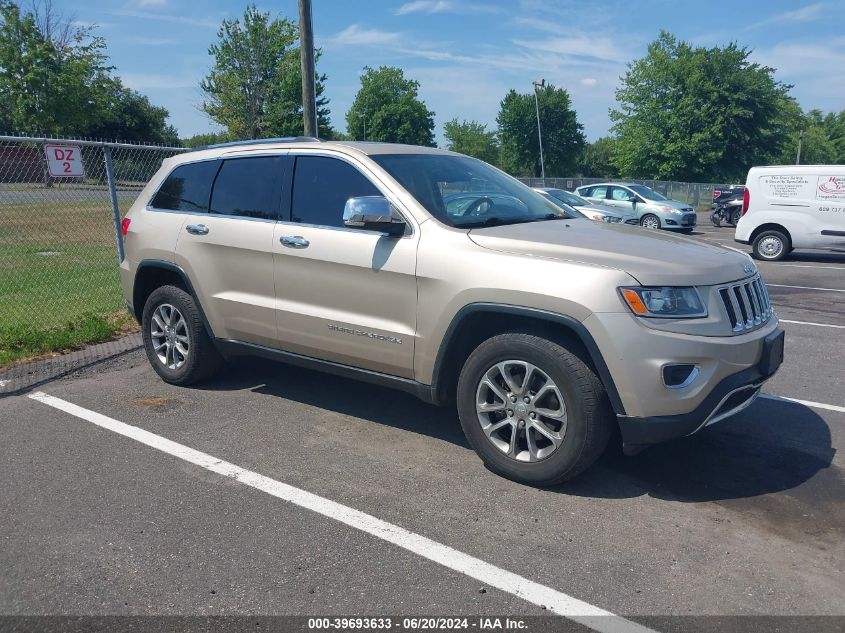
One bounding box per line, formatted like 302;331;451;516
291;156;381;228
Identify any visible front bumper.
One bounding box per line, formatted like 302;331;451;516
617;328;784;452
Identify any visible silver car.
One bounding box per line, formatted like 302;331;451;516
533;187;638;225
576;182;697;231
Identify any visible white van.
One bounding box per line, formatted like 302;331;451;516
735;166;845;261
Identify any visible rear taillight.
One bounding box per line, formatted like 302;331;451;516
741;188;750;216
121;217;131;236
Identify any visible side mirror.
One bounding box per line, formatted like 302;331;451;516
343;196;406;237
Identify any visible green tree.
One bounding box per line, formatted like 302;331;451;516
0;1;177;141
88;81;180;145
181;131;231;148
200;5;331;140
579;137;619;177
497;85;585;177
346;66;435;146
0;0;107;134
610;31;795;181
443;118;498;164
780;109;845;165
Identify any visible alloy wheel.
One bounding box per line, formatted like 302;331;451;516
641;215;660;229
150;303;190;369
475;360;567;462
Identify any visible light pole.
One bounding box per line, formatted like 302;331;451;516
796;128;804;165
532;79;546;180
354;111;367;141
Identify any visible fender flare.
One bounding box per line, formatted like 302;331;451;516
133;259;215;338
430;303;626;415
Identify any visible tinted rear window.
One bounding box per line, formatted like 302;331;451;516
210;156;284;220
150;161;218;212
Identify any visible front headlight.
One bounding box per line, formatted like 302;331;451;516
619;286;707;318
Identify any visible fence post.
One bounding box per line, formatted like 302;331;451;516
102;145;125;263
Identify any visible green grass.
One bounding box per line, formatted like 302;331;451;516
0;195;138;367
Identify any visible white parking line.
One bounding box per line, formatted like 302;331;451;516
780;319;845;329
761;393;845;414
768;284;845;293
760;263;844;270
27;391;653;633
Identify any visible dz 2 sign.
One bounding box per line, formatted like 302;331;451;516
44;144;84;177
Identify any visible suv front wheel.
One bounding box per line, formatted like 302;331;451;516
457;333;613;486
142;285;223;385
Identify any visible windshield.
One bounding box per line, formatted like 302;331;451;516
548;189;591;207
371;154;574;228
628;184;668;201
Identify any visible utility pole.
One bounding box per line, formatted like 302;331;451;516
298;0;317;137
796;128;803;165
532;79;546;180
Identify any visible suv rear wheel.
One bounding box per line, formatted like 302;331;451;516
456;333;613;486
142;285;223;385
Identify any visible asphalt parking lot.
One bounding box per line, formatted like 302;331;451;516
1;217;843;632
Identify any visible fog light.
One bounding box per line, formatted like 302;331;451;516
665;219;678;225
662;364;699;388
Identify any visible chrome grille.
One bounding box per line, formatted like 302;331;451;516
719;275;773;332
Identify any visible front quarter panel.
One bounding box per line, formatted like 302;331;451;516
414;222;636;383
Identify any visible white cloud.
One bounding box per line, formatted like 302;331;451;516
580;77;598;86
752;38;845;112
106;10;218;28
396;0;502;16
397;0;451;14
136;0;168;7
512;35;632;64
328;24;401;46
745;2;830;30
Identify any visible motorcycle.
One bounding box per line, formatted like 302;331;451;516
710;193;743;227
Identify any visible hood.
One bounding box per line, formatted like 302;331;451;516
468;219;754;286
658;199;694;210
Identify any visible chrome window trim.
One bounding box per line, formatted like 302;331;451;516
145;206;281;224
276;219;414;239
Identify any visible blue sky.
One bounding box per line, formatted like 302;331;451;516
55;0;845;143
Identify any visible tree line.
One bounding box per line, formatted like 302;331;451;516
2;2;843;182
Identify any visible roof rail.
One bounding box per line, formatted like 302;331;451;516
195;136;325;151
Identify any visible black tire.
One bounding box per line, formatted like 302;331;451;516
752;229;790;262
640;213;661;230
142;285;223;385
456;333;613;486
729;208;742;226
709;211;721;227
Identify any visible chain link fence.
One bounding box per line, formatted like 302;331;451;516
0;135;186;394
518;177;737;212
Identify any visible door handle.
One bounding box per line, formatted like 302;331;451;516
280;235;309;248
185;224;209;235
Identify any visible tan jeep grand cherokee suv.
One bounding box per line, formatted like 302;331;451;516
120;138;784;486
